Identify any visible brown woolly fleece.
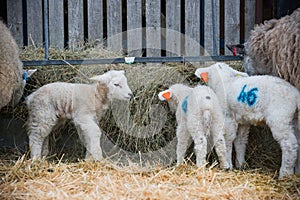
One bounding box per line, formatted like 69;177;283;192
0;20;24;109
247;8;300;90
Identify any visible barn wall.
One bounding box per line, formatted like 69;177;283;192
1;0;257;56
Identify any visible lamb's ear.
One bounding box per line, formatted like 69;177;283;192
226;44;246;56
228;67;249;78
26;69;37;77
158;90;172;101
234;71;249;78
23;69;37;82
89;75;102;81
195;69;209;83
200;72;209;83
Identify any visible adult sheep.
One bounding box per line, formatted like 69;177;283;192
0;20;36;109
158;84;230;170
26;70;132;161
226;8;300;90
195;62;300;178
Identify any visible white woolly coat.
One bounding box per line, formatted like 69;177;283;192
159;84;229;169
26;82;109;123
195;62;300;177
26;81;109;160
26;70;132;161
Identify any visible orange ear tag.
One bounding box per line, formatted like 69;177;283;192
200;72;209;83
162;91;171;101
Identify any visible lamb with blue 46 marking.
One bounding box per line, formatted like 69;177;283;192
195;62;300;178
158;84;230;170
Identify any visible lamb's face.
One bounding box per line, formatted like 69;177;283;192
90;70;133;101
108;72;133;101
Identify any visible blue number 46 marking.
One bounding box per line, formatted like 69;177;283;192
237;84;258;107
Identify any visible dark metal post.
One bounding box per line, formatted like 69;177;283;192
43;0;49;60
212;0;218;55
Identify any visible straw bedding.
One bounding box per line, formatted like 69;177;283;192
0;45;299;199
0;156;299;199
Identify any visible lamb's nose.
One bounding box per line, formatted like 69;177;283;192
128;93;133;98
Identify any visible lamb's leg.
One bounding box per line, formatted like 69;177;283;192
29;134;44;159
295;133;300;174
234;124;250;169
74;116;103;161
270;125;298;178
293;117;300;174
41;136;49;157
75;125;92;160
191;131;207;168
27;111;57;159
224;120;238;170
211;124;230;170
40;119;66;157
176;123;191;166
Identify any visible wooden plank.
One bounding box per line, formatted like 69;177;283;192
127;0;142;56
166;0;181;56
106;0;122;51
49;0;64;49
224;0;240;54
27;0;43;47
245;0;256;40
7;0;23;47
185;0;201;56
88;0;103;42
204;0;220;55
68;0;84;48
146;0;161;57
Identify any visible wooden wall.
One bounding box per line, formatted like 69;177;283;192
4;0;256;56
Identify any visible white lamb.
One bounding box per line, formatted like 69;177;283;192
26;70;133;161
195;62;300;178
158;84;230;169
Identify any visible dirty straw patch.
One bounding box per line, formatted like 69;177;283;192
0;157;299;200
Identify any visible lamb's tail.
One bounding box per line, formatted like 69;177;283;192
203;109;211;136
25;93;33;107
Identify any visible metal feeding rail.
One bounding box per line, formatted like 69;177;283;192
23;56;242;67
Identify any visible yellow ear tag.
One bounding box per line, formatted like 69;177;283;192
162;91;171;101
236;74;242;77
200;72;209;83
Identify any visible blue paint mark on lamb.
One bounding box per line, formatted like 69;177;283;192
237;84;258;107
181;96;188;114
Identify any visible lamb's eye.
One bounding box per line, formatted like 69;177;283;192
114;83;121;87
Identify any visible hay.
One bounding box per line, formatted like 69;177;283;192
0;156;299;199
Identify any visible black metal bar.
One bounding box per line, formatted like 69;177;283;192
43;0;49;60
212;0;218;55
22;56;243;67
